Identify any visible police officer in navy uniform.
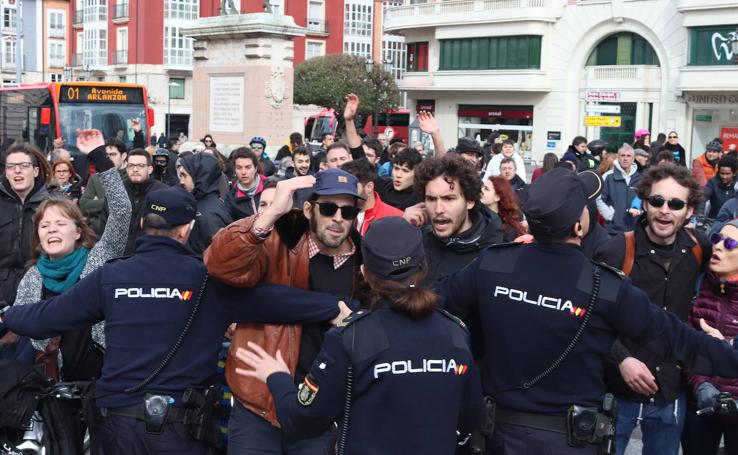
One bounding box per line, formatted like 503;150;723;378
0;186;352;455
235;216;484;455
437;167;738;455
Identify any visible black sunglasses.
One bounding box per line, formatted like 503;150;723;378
711;233;738;250
668;135;678;139
312;201;360;220
647;195;686;211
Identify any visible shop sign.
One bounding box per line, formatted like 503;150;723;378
547;141;556;148
586;104;621;114
457;105;533;119
584;116;621;127
585;91;620;102
547;131;561;141
686;94;738;104
696;114;713;122
416;99;435;114
721;127;738;150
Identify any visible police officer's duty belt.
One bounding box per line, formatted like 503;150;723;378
494;406;567;434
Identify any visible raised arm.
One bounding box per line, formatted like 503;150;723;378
343;93;363;151
418;111;445;158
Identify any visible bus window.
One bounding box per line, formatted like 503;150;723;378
58;103;147;151
0;88;53;152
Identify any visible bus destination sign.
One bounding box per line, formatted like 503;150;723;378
59;85;144;104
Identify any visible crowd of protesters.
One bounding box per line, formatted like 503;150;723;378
2;92;738;455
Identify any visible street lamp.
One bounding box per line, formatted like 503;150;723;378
365;58;379;135
83;63;91;81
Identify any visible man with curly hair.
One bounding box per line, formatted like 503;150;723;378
404;155;502;285
594;163;711;455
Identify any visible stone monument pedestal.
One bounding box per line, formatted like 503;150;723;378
182;14;305;152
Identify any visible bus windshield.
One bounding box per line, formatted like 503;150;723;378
58;103;148;152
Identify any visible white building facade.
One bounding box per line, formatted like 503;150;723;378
384;0;738;163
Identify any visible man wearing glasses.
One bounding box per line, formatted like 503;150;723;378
595;163;710;455
663;131;687;166
118;149;168;255
204;168;363;454
0;144;49;309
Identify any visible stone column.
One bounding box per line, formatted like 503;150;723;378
182;14;306;153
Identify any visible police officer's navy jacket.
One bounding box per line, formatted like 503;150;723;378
266;305;484;455
438;241;738;416
3;235;343;408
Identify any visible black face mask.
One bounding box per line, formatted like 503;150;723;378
154;162;167;173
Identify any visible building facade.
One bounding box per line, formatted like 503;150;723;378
384;0;738;162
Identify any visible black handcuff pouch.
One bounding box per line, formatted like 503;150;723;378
143;393;172;434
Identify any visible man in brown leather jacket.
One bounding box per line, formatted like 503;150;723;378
204;168;364;454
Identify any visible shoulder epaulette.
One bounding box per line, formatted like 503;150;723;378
105;255;133;264
336;309;372;331
590;259;626;279
437;309;469;333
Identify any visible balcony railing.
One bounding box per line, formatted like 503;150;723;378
112;2;129;21
112;50;128;65
49;57;65;68
72;53;83;67
84;6;107;22
384;0;553;30
1;24;17;35
306;18;329;35
73;10;84;26
49;26;65;38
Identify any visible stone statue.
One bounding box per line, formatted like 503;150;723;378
219;0;238;15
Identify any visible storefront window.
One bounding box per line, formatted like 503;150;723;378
691;107;738;155
457;105;533;154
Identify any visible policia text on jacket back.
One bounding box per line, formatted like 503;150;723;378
234;216;484;455
437;167;738;455
0;184;352;455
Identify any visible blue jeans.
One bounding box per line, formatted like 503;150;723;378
228;400;335;455
614;394;686;455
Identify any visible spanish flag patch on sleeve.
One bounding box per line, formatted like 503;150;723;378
297;376;319;406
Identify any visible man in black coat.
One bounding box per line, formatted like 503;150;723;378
177;153;232;254
404;155;503;285
0;144;48;308
702;155;737;218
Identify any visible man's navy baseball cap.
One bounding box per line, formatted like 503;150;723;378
142;186;197;229
362;217;425;281
523;168;603;235
311;168;364;200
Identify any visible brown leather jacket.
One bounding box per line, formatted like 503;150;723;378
204;210;316;426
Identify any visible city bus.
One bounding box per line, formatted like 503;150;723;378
0;82;154;153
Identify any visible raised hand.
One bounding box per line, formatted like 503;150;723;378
344;93;360;121
75;129;105;154
131;118;141;133
418;111;439;134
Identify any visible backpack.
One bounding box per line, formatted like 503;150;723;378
622;230;703;276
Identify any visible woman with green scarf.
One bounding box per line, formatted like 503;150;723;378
13;129;131;382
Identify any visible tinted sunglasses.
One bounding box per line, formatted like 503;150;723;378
647;195;686;211
711;233;738;250
668;135;678;139
312;201;360;220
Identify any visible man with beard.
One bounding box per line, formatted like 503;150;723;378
692;140;723;188
405;155;502;284
114;149;168;255
290;146;312;177
594;163;710;455
340;158;402;235
203;168;363;454
177;153;232;254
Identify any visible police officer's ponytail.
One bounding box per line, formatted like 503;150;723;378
363;263;437;321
